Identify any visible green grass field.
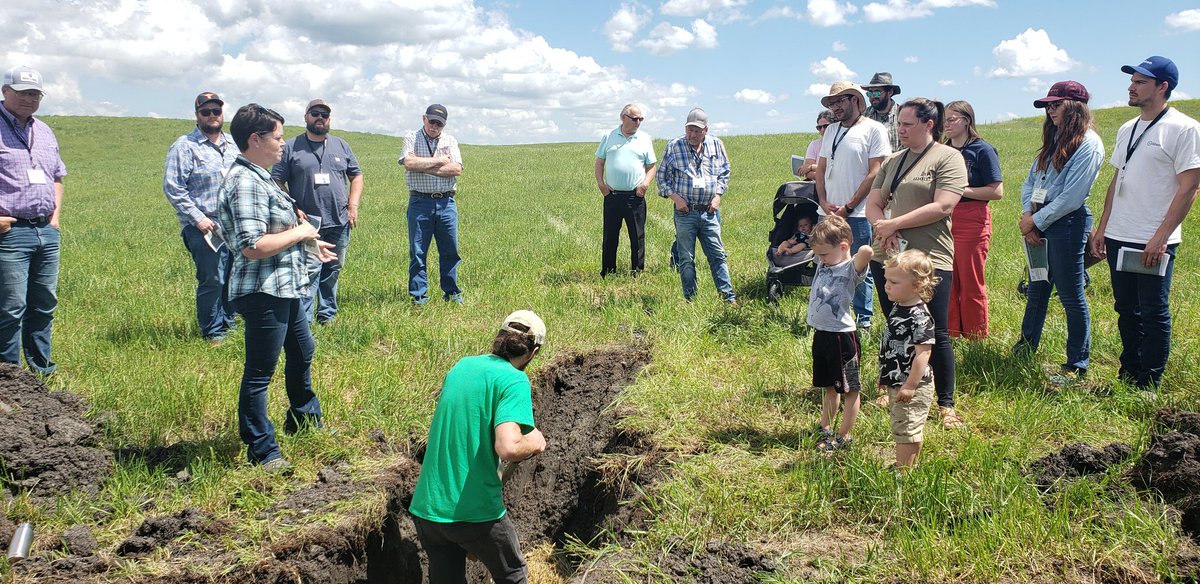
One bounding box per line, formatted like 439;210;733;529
4;100;1200;582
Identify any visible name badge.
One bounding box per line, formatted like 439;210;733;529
1031;187;1048;205
314;172;331;185
27;168;48;184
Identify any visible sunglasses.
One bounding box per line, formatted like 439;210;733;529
866;90;884;97
1045;101;1065;111
427;119;445;127
816;123;831;130
197;108;222;117
624;114;645;122
308;110;330;118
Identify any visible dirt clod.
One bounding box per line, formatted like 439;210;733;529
0;364;113;500
1132;409;1200;542
116;508;214;556
1029;441;1132;490
59;524;97;556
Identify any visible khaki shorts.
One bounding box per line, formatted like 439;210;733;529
888;378;935;444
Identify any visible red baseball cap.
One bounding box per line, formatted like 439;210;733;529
1034;81;1090;108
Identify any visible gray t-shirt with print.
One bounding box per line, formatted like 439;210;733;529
807;259;868;332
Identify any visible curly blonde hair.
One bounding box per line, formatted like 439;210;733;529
884;249;940;302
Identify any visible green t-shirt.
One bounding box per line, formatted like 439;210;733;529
409;354;536;523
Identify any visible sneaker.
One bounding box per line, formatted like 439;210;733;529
856;319;872;330
204;335;226;347
411;296;429;306
445;293;463;304
1049;369;1084;387
261;458;292;473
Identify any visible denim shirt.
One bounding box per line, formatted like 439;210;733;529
163;127;238;228
1021;129;1104;232
219;155;310;300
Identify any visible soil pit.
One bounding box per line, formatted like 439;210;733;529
1028;441;1132;491
1131;408;1200;542
0;364;113;501
8;346;777;583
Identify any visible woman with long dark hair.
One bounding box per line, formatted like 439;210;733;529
943;100;1003;339
865;98;968;428
1014;81;1104;385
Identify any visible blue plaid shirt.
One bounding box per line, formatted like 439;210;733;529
163;127;237;228
657;135;730;206
218;156;311;301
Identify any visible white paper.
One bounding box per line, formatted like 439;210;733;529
1031;187;1048;205
791;155;805;179
304;215;323;257
203;225;225;252
1116;247;1169;276
27;168;48;184
1025;239;1049;282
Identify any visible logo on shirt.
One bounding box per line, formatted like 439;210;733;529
1147;141;1162;148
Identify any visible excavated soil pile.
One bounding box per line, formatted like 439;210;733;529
1131;409;1200;542
0;364;112;501
1028;441;1132;491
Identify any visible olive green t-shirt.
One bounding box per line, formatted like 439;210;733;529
870;143;967;271
409;354;536;523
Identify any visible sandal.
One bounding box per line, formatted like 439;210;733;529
940;407;965;429
831;435;853;450
814;428;835;452
874;393;891;408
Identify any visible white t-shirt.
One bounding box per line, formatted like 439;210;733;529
1106;107;1200;245
819;118;891;217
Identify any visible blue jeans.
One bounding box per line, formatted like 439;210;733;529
300;224;350;323
846;216;874;324
673;208;735;302
1018;207;1092;373
1106;238;1177;389
0;220;59;375
407;195;461;301
232;293;323;465
181;224;235;339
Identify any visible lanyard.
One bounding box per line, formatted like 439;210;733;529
829;122;851;160
1124;106;1169;168
304;135;326;169
422;129;439;157
2;111;36;166
888;142;935;195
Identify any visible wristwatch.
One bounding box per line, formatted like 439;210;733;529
844;203;856;213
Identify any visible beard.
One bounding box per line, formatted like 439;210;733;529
200;119;222;135
307;121;329;136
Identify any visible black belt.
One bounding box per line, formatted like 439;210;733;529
610;189;637;195
687;203;712;212
12;216;50;226
411;190;455;199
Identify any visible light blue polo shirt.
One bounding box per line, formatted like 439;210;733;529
595;127;656;191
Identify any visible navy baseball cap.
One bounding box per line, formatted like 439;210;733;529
1122;56;1179;90
425;104;448;123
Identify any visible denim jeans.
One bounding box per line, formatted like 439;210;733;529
180;224;235;339
1106;238;1177;388
846;216;874;325
673;208;735;302
1018;207;1092;373
0;221;59;375
300;224;350;323
232;293;323;465
601;190;646;276
873;262;956;408
411;515;527;584
408;195;461;301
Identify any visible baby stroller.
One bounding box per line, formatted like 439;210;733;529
766;181;820;303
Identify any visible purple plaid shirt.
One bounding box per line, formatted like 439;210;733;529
0;102;67;219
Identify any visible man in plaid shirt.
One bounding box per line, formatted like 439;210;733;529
657;108;736;304
401;104;464;305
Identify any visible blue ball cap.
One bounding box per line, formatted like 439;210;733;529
1122;56;1179;90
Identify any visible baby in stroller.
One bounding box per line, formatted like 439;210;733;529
771;214;815;268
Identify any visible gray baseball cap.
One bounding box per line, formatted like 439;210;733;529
685;107;708;129
4;66;44;94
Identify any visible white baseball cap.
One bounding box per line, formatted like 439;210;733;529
501;310;546;345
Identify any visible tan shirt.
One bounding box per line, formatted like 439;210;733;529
871;143;967;271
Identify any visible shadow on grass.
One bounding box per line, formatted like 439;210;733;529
114;434;243;475
104;319;196;347
705;424;802;453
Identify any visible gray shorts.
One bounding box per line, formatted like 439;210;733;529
411;513;527;584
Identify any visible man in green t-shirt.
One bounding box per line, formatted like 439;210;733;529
409;310;548;583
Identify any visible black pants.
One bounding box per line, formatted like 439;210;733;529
872;262;957;408
411;515;527;584
601;190;646;276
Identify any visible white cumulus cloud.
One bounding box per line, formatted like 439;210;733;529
805;83;832;97
810;56;856;81
988;29;1076;78
904;56;919;63
937;79;957;86
832;40;847;51
864;0;994;22
637;19;718;55
661;0;749;22
605;3;651;51
807;0;858;26
1165;8;1200;30
734;88;776;104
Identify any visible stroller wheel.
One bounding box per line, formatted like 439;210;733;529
767;279;784;304
1017;277;1028;298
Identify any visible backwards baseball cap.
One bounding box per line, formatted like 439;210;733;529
306;98;331;112
501;310;546;345
425;103;448;123
3;65;44;94
685;107;708;129
1122;55;1179;90
194;91;223;110
1033;80;1090;108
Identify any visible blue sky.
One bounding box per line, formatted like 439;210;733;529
5;0;1199;144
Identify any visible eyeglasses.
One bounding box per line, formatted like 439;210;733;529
8;89;43;101
427;119;445;127
829;95;854;107
197;108;222;117
1045;102;1065;112
816;124;831;130
308;110;330;119
624;114;645;122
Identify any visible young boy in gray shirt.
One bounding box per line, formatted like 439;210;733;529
807;215;874;451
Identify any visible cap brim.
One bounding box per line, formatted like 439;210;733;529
427;115;447;123
1033;96;1066;108
7;84;42;93
1121;64;1153;78
685;122;706;128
